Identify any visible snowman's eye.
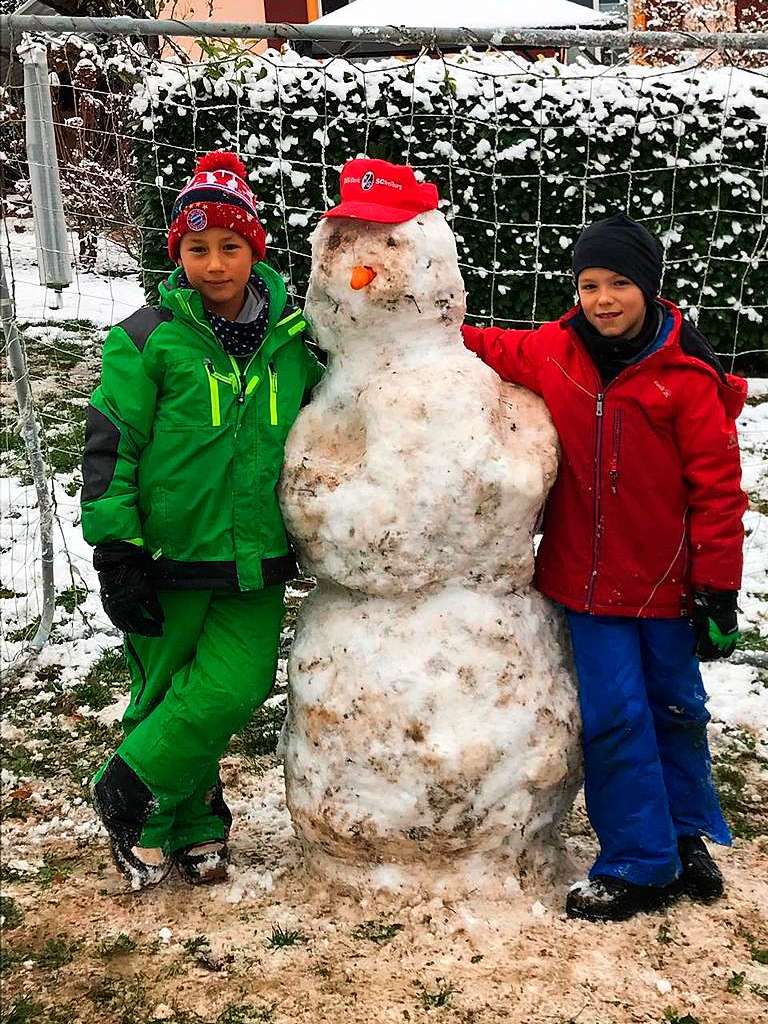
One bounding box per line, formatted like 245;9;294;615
387;237;397;247
327;232;342;251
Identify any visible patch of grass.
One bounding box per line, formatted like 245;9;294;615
712;728;767;840
265;924;308;949
37;855;75;888
87;974;148;1024
217;1004;275;1024
0;863;30;884
4;618;41;644
749;493;768;517
230;700;286;761
2;996;45;1024
3;743;36;779
35;663;63;684
740;628;768;652
351;919;404;944
0;895;24;930
417;979;455;1009
752;946;768;965
39;339;84;370
727;971;746;994
1;792;34;821
662;1012;701;1024
37;935;81;969
657;922;674;945
73;646;129;712
96;932;137;958
63;473;82;497
0;943;23;976
182;935;211;956
56;585;88;614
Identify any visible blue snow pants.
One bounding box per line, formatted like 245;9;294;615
565;612;731;887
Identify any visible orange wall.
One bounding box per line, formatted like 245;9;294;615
158;0;271;57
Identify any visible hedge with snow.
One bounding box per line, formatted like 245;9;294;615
133;49;768;373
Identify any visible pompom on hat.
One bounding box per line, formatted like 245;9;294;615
167;151;267;262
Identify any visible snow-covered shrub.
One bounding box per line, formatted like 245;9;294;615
132;49;767;374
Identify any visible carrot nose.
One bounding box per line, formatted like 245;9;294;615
350;265;376;290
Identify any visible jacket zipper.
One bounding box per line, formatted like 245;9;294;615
268;362;278;425
586;392;604;609
228;353;247;404
567;322;670;613
203;362;222;426
204;359;240;424
609;408;623;494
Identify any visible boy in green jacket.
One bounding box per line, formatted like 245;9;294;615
81;152;323;889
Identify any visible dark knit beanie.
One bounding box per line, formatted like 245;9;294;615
572;212;664;299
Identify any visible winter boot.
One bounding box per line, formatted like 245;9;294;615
678;835;724;903
91;754;171;890
565;875;682;923
174;841;230;885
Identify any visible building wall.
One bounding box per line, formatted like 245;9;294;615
157;0;319;56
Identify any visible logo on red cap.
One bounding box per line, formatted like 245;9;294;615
323;158;439;225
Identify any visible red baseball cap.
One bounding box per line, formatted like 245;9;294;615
323;158;439;224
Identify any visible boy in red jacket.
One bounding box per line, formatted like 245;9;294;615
463;213;747;923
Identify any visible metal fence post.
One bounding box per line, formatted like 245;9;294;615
21;38;72;307
1;256;56;650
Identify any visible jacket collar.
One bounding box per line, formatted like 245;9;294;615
560;298;747;416
159;261;289;336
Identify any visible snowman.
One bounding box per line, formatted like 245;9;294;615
279;159;580;898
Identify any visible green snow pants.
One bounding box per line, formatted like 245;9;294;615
94;585;285;852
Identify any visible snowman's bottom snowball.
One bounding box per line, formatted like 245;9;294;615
284;584;582;898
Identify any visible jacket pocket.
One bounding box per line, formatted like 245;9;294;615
609;409;623;495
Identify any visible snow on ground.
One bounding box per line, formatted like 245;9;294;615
1;220;767;1022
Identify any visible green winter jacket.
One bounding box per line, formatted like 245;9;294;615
81;262;324;591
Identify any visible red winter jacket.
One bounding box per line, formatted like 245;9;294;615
463;300;748;618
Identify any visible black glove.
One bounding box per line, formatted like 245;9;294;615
94;541;164;637
692;589;739;662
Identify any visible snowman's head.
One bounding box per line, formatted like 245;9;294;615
306;209;466;345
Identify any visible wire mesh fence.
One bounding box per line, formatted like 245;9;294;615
1;19;767;664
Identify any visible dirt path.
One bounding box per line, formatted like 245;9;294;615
3;754;767;1024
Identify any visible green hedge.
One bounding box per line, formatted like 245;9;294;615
133;49;768;375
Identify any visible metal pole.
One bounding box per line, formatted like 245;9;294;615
3;15;768;51
1;255;56;651
21;39;72;304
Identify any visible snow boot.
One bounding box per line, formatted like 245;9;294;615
678;835;724;903
565;875;682;922
174;841;230;885
91;754;171;890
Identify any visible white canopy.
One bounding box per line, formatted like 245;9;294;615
314;0;610;29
